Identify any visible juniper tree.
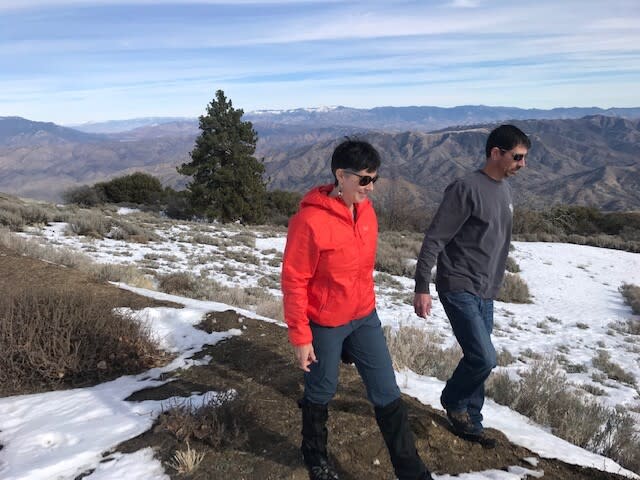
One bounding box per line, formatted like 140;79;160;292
178;90;266;223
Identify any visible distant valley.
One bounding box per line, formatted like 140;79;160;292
1;105;639;210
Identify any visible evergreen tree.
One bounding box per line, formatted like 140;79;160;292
178;90;266;223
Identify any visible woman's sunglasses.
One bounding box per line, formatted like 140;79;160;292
345;170;379;186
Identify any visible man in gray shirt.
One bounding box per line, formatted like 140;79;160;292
414;124;531;444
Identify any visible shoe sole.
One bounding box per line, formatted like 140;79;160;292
448;426;497;449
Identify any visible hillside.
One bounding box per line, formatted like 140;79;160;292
0;237;637;479
1;114;639;209
263;116;640;210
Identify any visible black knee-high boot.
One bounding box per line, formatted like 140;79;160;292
375;398;433;480
299;399;339;480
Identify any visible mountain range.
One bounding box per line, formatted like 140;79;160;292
70;105;640;134
1;105;639;210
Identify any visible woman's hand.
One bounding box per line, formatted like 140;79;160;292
294;343;317;372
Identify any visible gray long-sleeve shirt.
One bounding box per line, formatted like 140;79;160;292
414;169;513;299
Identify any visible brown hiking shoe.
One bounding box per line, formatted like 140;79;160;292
444;409;497;448
445;409;477;436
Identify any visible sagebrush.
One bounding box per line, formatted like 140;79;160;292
487;358;640;473
0;287;162;395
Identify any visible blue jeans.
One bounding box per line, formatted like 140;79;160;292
304;309;401;408
439;291;496;428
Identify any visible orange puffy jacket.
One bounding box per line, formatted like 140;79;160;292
281;184;377;346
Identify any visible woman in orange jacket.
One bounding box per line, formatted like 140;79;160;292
282;139;433;480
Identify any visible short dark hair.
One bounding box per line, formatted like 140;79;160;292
485;124;531;157
331;138;381;185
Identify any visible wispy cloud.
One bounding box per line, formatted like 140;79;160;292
0;0;638;123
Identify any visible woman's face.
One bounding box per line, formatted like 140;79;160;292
338;168;378;206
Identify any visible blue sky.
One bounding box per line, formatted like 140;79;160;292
1;0;639;124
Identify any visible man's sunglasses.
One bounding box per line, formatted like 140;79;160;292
345;170;379;186
499;148;526;162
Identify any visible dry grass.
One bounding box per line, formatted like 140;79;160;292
255;298;284;321
496;348;516;366
65;210;157;242
487;357;640;473
496;273;532;303
0;227;93;269
619;283;640;315
0;287;163;396
0;228;154;289
166;442;206;474
384;325;461;381
375;231;421;277
87;263;155;289
505;256;521;273
591;350;636;386
156;272;278;313
66;210;111;237
0;197;54;231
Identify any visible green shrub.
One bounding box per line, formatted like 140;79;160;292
264;189;302;226
62;185;105;206
96;172;165;205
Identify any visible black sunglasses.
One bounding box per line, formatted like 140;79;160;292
344;170;379;186
499;148;526;162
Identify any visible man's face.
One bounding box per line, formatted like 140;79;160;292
497;145;528;177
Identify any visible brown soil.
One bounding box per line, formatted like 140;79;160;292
0;245;631;479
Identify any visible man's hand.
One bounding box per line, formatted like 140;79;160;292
413;293;432;318
294;343;317;372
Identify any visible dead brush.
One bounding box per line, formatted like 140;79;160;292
157;390;250;449
486;357;640;473
383;325;461;381
0;286;163;396
619;283;640;315
496;272;532;303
